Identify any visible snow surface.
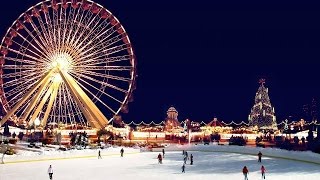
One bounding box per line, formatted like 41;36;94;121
0;144;319;180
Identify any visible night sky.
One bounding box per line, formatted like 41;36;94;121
1;0;320;123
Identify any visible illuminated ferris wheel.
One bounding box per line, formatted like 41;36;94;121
0;0;137;129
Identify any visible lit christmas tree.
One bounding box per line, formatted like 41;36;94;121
248;79;277;130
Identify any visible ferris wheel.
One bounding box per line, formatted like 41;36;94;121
0;0;137;129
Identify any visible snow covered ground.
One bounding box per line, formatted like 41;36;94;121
0;144;319;180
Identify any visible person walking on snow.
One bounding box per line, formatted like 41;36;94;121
183;155;187;164
258;151;262;163
48;165;53;180
261;165;266;179
181;163;185;173
190;154;193;165
242;166;249;180
162;149;165;158
98;150;102;159
158;153;163;164
120;148;124;157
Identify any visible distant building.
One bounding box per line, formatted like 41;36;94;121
303;98;318;122
248;79;277;130
164;107;181;131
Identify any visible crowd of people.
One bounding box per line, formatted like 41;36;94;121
156;149;267;178
242;151;267;180
69;131;88;147
229;135;247;146
181;150;194;173
46;147;270;179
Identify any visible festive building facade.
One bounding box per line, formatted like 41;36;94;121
164;107;181;131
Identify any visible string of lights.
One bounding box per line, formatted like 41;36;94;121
124;120;320;127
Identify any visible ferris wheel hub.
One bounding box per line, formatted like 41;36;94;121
53;73;63;82
51;52;73;71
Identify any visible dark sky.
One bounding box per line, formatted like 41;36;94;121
1;0;320;123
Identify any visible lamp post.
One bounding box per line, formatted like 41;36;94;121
34;118;40;131
34;118;40;146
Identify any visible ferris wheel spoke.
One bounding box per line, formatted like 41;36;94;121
84;55;131;66
76;17;116;52
21;79;52;122
65;85;86;126
72;7;97;48
50;84;59;125
10;40;49;62
60;6;68;54
74;18;109;49
79;44;128;63
16;97;33;119
10;95;33;118
63;85;73;124
50;93;57;124
3;64;46;70
74;74;122;104
18;21;51;56
42;7;56;50
63;85;76;124
65;6;77;48
2;69;41;79
5;85;35;107
28;81;54;126
13;30;51;60
70;71;128;93
65;93;84;126
4;55;38;66
75;69;131;82
79;65;132;71
75;55;131;66
3;72;43;88
59;84;67;124
77;33;124;63
5;49;46;64
68;5;86;48
61;85;68;123
58;6;66;53
55;84;61;124
55;84;61;123
26;16;53;55
73;12;104;51
3;76;41;88
78;25;117;54
36;13;55;53
5;76;40;98
62;84;75;125
73;77;117;114
52;6;61;51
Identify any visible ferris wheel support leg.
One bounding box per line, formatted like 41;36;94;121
58;70;109;128
28;82;55;127
58;71;103;129
20;76;52;122
0;70;54;127
41;82;59;127
60;71;106;128
67;75;109;127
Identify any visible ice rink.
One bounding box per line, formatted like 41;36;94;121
1;151;319;180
